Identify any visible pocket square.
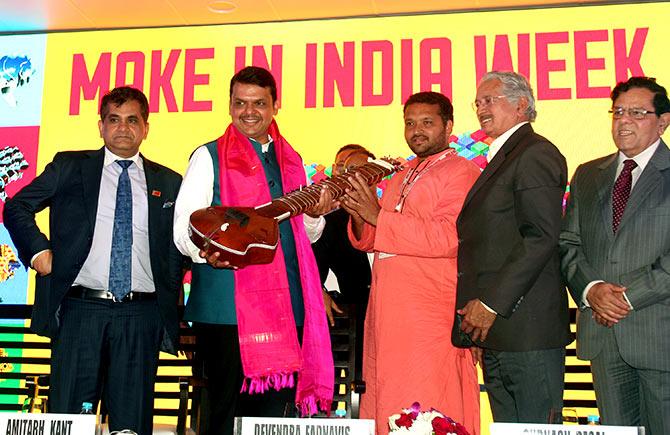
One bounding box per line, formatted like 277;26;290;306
162;201;174;209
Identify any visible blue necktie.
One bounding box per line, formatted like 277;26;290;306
109;160;133;300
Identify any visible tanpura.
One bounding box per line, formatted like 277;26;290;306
188;158;401;268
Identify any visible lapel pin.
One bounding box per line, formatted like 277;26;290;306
152;190;162;197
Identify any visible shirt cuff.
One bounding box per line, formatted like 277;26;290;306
622;292;634;310
480;300;497;315
582;280;604;307
304;215;325;243
30;249;50;268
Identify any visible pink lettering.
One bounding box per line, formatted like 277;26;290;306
115;51;145;90
401;39;414;103
361;40;393;106
323;42;355;107
149;49;180;113
69;53;111;115
419;38;451;99
613;28;648;83
536;32;571;100
574;30;610;99
304;44;317;108
183;48;213;112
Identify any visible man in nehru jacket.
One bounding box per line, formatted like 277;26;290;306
560;76;670;434
173;66;334;435
4;86;183;435
454;71;572;423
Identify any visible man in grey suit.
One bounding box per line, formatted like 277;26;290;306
560;76;670;434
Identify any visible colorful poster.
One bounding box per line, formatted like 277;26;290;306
0;35;47;127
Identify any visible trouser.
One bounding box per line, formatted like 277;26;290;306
193;323;299;435
50;297;163;435
483;347;566;423
590;328;670;435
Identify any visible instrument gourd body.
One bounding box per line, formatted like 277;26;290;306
188;158;401;268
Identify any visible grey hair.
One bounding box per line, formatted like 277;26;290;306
480;71;537;122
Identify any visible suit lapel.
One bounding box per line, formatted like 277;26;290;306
618;140;670;233
81;148;105;230
462;123;531;210
142;155;163;256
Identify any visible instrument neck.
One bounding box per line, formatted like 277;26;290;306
255;160;397;221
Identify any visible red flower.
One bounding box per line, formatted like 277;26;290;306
452;422;470;435
431;417;449;435
395;413;415;428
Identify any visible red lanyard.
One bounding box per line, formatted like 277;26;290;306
395;148;455;212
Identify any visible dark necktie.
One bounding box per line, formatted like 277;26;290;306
109;160;133;299
612;159;637;234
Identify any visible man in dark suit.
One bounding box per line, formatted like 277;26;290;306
454;71;572;423
3;87;182;435
313;144;373;385
560;76;670;434
315;144;373;326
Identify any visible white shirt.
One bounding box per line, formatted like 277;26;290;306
581;138;662;308
487;122;529;162
74;147;155;292
477;122;529;314
174;142;325;263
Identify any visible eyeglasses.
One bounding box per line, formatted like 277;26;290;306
472;95;506;111
334;162;360;174
609;107;657;120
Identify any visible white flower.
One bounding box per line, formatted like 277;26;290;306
408;419;433;434
417;410;443;422
388;414;402;430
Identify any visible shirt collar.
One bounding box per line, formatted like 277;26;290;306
487;121;529;162
616;138;660;172
103;147;141;167
250;135;273;153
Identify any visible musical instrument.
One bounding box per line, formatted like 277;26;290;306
188;158;401;268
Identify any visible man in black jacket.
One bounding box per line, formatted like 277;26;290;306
4;87;182;435
454;71;571;423
313;145;373;380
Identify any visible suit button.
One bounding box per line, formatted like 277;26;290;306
269;180;275;187
457;272;464;277
458;238;463;243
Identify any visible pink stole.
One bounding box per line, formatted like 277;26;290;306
215;121;333;416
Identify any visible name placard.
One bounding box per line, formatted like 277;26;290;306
0;413;96;435
490;423;644;435
234;417;375;435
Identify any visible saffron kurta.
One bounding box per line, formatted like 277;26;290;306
350;149;481;435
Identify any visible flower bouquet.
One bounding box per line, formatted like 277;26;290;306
388;403;470;435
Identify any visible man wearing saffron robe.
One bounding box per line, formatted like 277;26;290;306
341;91;481;435
173;66;333;435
